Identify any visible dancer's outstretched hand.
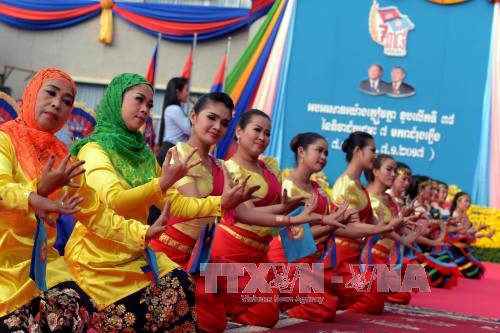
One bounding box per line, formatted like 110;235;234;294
29;192;83;227
37;154;85;197
220;164;260;210
146;201;170;242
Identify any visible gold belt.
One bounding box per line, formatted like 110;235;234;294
218;224;269;252
158;234;193;254
335;238;363;249
372;248;389;259
458;262;473;271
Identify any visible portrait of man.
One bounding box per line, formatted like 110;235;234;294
387;66;415;98
359;64;390;96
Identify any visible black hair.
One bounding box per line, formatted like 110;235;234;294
364;154;394;183
159;77;188;145
235;109;271;140
290;132;326;164
193;92;234;116
341;131;374;162
238;109;270;129
407;175;430;200
396;162;411;173
435;180;448;189
450;191;470;217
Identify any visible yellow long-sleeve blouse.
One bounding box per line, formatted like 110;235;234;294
0;132;70;316
64;178;180;309
76;142;221;223
224;157;281;237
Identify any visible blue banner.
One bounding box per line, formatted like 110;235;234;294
279;0;493;192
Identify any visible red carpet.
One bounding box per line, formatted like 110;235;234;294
226;263;500;332
267;307;500;332
410;262;500;319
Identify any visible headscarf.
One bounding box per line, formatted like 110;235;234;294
0;67;76;183
71;73;156;187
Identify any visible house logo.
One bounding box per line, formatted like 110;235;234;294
287;225;305;241
369;0;415;57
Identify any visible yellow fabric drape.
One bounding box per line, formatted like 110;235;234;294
99;0;114;44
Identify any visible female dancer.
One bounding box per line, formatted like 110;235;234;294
448;192;493;279
365;154;422;305
0;68;95;332
433;181;450;220
267;132;353;322
209;110;341;327
408;177;461;288
387;162;412;208
331;132;408;314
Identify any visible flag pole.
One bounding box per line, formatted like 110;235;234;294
155;32;161;89
142;33;161;140
152;32;161;145
185;33;198;114
214;37;232;157
223;36;231;92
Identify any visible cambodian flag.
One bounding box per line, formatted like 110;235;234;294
145;41;158;85
141;246;160;285
387;15;414;32
144;39;159;148
210;52;228;93
378;7;401;22
181;48;193;80
278;206;317;262
30;216;48;292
